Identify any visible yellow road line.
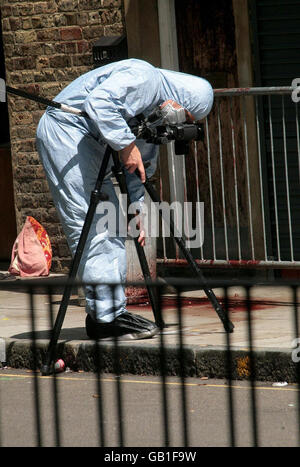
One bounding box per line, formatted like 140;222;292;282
0;372;299;392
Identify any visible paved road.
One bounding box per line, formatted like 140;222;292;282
0;368;299;447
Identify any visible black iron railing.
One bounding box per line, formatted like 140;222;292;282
0;277;300;447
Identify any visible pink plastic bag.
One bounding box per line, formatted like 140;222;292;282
9;216;52;277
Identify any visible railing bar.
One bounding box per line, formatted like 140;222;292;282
214;86;292;97
169;146;180;260
193;140;204;260
176;287;189;447
29;287;42;447
159;174;167;260
242;96;255;260
255;95;268;261
229;97;241;260
268;95;281;261
182;151;190;258
158;286;170;447
47;287;61;447
296;103;300;184
281;95;294;261
156;258;300;268
246;286;259;447
95;340;106;447
224;287;235;446
217;99;229;260
93;286;106;447
205;116;216;260
111;285;124;447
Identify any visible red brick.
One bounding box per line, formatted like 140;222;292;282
36;28;59;41
9;17;22;31
49;54;71;68
60;27;82;41
77;40;90;54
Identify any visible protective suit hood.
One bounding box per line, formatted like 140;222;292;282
158;68;214;121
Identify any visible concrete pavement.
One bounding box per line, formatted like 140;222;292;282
0;273;299;382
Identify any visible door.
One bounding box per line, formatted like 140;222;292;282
174;0;251;261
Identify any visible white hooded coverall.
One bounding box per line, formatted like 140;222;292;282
36;59;213;323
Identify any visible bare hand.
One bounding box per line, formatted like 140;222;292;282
136;214;146;247
120;142;146;183
127;212;146;247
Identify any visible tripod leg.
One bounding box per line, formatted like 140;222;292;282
111;152;164;327
143;177;234;333
132;237;164;328
41;146;112;375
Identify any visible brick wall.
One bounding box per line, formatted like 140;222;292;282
1;0;125;273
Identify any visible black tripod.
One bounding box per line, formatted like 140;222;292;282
41;144;234;375
2;83;234;375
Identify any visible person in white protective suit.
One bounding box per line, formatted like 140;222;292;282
36;58;213;340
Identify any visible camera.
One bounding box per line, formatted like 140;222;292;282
129;108;205;155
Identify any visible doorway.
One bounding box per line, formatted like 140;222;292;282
0;13;17;262
249;0;300;261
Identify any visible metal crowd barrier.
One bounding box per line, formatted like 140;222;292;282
0;277;300;447
158;86;300;269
